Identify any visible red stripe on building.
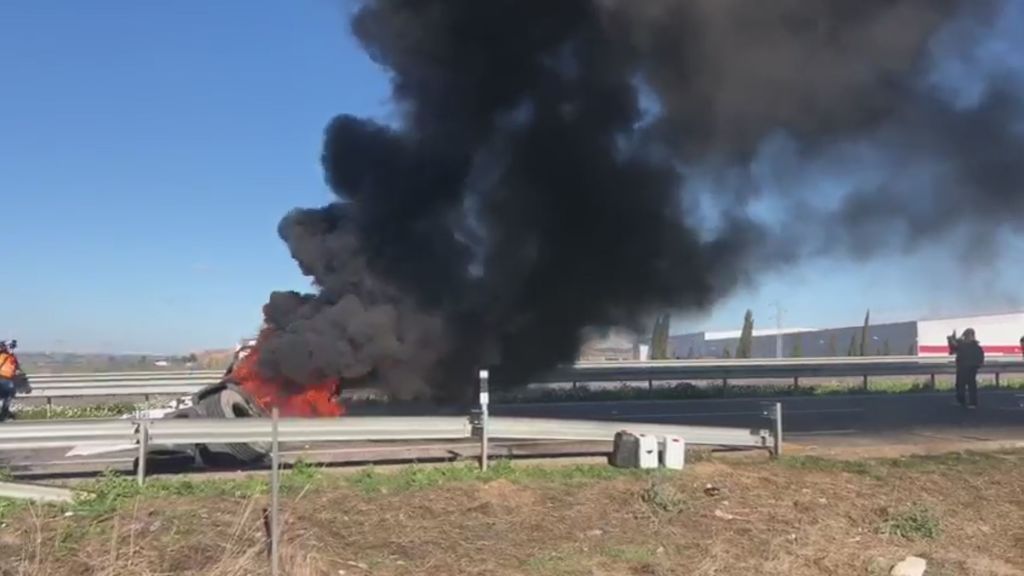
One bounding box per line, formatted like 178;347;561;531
918;345;1022;355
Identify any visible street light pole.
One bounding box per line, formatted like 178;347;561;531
772;301;785;359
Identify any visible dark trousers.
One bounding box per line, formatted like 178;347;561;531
955;367;979;406
0;378;14;418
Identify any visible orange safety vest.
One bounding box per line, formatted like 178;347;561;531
0;352;17;379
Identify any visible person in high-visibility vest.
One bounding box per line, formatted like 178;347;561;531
0;340;20;420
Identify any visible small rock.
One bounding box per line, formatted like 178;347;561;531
713;509;737;520
890;556;927;576
703;484;721;497
585;529;604;537
345;561;370;571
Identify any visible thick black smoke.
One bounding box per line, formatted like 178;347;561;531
258;0;1024;401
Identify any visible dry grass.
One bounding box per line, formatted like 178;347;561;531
2;451;1024;575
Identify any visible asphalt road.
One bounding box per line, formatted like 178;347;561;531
3;390;1023;477
492;390;1024;433
345;389;1024;433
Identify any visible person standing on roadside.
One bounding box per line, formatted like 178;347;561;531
948;328;984;408
0;341;19;420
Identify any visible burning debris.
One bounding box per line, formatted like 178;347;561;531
248;0;1024;403
230;332;345;418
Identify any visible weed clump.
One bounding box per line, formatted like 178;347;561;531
880;504;941;540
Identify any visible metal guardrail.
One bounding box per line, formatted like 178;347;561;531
22;357;1024;400
0;416;472;451
538;356;1024;384
147;416;474;444
0;420;137;450
0;415;770;452
0;406;783;479
27;371;221;398
489;417;769;448
2;369;783;487
29;370;223;381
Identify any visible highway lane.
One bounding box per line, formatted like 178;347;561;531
346;389;1024;433
492;390;1024;432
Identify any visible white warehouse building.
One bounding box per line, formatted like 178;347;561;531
667;311;1024;359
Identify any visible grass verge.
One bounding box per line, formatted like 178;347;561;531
1;450;1022;575
12;403;140;420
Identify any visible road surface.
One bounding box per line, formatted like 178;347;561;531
492;389;1024;432
3;390;1022;478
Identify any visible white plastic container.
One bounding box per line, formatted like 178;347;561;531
661;435;686;470
637;434;659;469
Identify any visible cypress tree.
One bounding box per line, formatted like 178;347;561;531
858;309;871;357
737;309;754;359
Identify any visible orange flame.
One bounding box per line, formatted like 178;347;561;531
230;337;345;418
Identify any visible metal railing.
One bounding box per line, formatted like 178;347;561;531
0;407;783;483
21;357;1024;400
538;356;1024;384
27;370;221;399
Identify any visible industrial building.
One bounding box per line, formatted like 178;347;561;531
666;311;1024;359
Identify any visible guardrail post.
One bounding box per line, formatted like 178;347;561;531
136;420;149;486
928;374;936;390
479;369;490;471
862;374;869;391
270;406;280;576
995;372;1001;388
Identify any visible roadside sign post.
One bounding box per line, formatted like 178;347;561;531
136;420;149;486
270;407;280;576
761;401;783;458
479;369;490;471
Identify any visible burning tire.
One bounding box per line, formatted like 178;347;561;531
196;383;270;466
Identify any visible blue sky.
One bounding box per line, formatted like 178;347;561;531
2;1;1022;353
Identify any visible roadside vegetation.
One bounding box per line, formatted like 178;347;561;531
12;403;141;421
1;450;1022;575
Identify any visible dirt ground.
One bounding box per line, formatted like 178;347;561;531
2;450;1023;576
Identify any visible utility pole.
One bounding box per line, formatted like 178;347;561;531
771;301;785;358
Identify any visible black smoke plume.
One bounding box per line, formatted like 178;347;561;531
258;0;1024;401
